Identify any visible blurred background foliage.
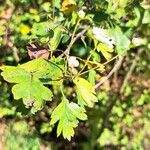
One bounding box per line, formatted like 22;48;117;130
0;0;150;149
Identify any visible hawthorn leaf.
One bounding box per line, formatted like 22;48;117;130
73;77;98;107
0;66;30;83
20;58;63;85
52;0;61;9
50;100;64;125
68;102;87;120
76;91;86;107
0;62;53;113
97;43;113;61
111;27;131;54
61;0;77;14
50;97;87;140
88;70;96;86
12;77;53;113
31;22;51;37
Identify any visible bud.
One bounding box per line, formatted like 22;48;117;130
78;10;85;18
68;56;79;68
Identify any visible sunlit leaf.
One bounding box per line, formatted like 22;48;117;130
97;43;113;60
73;77;98;107
70;11;78;26
0;58;64;112
90;51;101;62
0;66;30;83
125;8;141;27
140;0;150;9
20;58;63;85
0;107;15;118
61;0;77;14
50;97;87;140
112;0;130;8
52;0;61;9
142;10;150;24
12;78;53;113
0;65;53;113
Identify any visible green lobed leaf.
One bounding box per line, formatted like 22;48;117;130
74;77;98;108
0;66;30;83
52;0;61;9
90;51;101;63
12;77;53;113
97;43;114;60
50;97;87;140
0;58;65;112
76;91;87;107
0;66;53;113
68;102;87;120
20;58;63;85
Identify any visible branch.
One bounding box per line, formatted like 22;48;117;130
61;26;90;57
94;56;124;90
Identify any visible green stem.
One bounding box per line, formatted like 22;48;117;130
79;54;119;76
60;84;65;99
76;47;97;78
66;19;81;57
71;19;81;43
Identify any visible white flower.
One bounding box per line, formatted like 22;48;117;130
78;10;85;18
92;27;115;48
68;56;79;68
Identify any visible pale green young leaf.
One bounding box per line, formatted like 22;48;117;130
97;43;113;61
73;77;98;107
142;10;150;24
57;119;64;137
88;70;96;86
62;120;78;140
90;51;101;62
52;0;61;9
70;11;78;26
0;107;15;118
